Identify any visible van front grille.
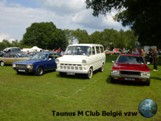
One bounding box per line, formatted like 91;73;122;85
60;63;83;70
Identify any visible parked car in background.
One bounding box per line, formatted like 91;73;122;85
3;47;21;53
53;52;62;58
56;44;106;79
12;52;57;76
110;54;150;86
0;53;29;66
113;48;121;54
105;48;121;55
0;51;4;57
105;50;115;55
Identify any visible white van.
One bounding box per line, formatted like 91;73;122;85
56;44;106;78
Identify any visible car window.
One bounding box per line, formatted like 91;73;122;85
49;54;55;60
30;53;48;60
96;46;100;54
64;46;91;55
100;46;104;53
92;47;95;55
117;56;144;64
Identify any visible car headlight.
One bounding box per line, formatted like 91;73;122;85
27;64;33;69
55;58;59;64
111;70;120;75
141;72;150;77
82;60;87;66
12;64;16;68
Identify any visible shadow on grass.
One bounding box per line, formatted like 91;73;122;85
106;76;148;86
56;74;87;80
151;76;161;81
14;70;56;77
56;70;100;80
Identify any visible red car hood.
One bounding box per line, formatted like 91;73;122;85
112;63;150;72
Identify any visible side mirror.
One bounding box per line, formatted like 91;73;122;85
48;58;52;61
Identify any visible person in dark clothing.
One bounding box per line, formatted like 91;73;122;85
148;48;153;63
152;47;159;71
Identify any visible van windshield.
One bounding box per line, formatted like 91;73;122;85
64;46;91;56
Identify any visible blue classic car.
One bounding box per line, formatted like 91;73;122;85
12;52;57;76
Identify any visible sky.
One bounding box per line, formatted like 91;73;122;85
0;0;129;42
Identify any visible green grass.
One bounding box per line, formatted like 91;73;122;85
0;56;161;121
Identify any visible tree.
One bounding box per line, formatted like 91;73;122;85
90;29;137;50
64;29;90;44
0;40;11;50
72;29;90;43
86;0;161;48
21;22;68;50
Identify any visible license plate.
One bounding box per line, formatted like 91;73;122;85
18;70;26;72
124;78;135;81
67;72;75;75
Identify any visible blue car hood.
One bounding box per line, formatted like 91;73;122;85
14;59;45;65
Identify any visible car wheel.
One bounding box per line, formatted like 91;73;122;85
145;79;150;86
87;67;93;79
99;63;104;72
0;61;4;66
59;72;66;77
35;67;44;76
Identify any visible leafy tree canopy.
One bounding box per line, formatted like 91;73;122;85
21;22;68;50
86;0;161;48
64;29;90;44
90;29;137;49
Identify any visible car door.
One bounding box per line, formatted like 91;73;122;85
3;53;17;65
87;46;98;71
95;46;102;69
46;53;56;70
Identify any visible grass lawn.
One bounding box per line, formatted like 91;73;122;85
0;55;161;121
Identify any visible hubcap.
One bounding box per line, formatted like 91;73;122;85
0;62;4;66
88;68;93;78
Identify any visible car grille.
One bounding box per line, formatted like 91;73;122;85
16;64;27;69
60;63;83;70
120;71;140;76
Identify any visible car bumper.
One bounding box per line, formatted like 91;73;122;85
13;67;34;73
56;68;88;74
111;74;150;82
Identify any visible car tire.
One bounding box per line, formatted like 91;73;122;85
145;79;150;86
59;72;66;77
35;67;44;76
87;67;93;79
0;61;4;66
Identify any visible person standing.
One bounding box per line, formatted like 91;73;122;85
148;48;153;63
140;49;146;58
152;47;159;71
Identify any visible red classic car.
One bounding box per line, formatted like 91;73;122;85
110;54;150;85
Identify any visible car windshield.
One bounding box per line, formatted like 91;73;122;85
30;53;48;60
117;55;144;64
64;46;91;55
